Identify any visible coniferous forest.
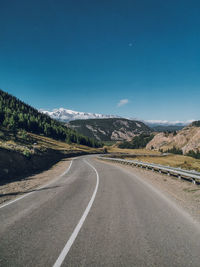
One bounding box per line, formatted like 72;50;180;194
118;133;154;149
0;89;103;148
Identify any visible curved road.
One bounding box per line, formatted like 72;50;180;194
1;156;200;266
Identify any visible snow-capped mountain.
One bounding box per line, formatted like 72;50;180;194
40;108;120;122
40;108;194;129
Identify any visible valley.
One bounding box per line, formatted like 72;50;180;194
1;2;199;265
0;88;200;267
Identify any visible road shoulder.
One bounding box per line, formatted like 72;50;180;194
0;158;71;205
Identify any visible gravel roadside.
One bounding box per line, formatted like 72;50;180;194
0;158;71;205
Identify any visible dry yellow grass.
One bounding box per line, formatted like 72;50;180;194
129;154;200;172
107;146;161;155
105;145;200;172
0;129;102;155
29;133;98;152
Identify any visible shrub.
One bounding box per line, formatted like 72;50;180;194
103;147;108;154
166;146;183;155
18;130;28;139
186;150;200;159
23;149;31;159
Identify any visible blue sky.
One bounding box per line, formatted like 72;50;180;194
0;0;200;121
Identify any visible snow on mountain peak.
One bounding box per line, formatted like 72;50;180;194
39;108;194;127
40;108;119;122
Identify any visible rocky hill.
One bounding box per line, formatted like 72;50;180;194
68;118;152;141
146;121;200;154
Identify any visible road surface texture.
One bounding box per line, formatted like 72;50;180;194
1;156;200;267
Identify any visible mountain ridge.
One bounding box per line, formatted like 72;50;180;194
41;108;120;122
41;108;192;129
68;118;152;141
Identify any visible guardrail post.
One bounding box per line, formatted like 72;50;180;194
192;179;196;185
178;175;181;180
167;172;170;176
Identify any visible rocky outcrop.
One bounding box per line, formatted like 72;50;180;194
146;125;200;154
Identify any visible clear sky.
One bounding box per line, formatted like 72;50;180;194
0;0;200;122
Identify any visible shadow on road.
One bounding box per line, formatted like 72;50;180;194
0;185;61;198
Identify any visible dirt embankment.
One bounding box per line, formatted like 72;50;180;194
0;158;71;205
0;147;88;186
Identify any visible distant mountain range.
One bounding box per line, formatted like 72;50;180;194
144;120;194;132
40;108;200;154
41;108;119;122
149;125;185;132
41;108;192;131
144;120;193;127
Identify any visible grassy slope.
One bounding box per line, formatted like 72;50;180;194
130;154;200;172
0;128;103;185
0;89;102;148
107;145;161;155
0;127;102;156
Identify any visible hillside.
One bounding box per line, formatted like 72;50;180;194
0;89;102;148
68;118;152;141
146;121;200;154
118;133;154;149
0;126;103;184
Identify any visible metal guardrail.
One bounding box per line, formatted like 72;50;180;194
99;157;200;185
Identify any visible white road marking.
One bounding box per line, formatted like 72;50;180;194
0;160;73;209
53;159;99;267
60;161;73;177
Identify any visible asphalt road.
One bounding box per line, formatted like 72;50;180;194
1;156;200;267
